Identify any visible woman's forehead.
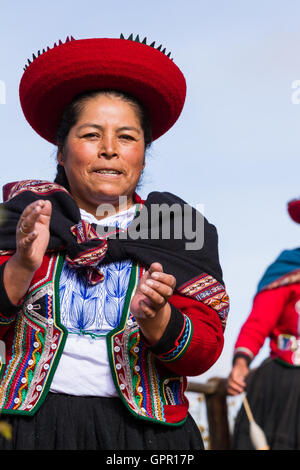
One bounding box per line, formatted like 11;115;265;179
75;94;143;125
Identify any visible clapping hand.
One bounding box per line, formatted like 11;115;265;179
15;199;52;272
130;262;176;344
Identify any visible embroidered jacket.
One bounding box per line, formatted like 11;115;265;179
0;252;228;425
234;270;300;367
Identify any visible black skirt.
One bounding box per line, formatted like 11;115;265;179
0;392;204;451
232;358;300;450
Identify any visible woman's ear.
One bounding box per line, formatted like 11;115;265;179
57;146;65;166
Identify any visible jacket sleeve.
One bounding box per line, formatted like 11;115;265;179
0;254;24;313
233;285;291;364
144;292;224;376
0;255;22;342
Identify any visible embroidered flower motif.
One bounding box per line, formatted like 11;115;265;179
59;259;132;335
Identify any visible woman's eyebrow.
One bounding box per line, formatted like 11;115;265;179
117;126;142;133
77;123;103;130
77;124;142;133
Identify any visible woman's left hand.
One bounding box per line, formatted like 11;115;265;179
130;262;176;344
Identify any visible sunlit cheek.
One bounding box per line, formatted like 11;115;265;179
68;150;94;171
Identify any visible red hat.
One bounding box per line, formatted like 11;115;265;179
19;34;187;144
288;198;300;223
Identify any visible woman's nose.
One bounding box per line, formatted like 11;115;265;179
99;134;118;158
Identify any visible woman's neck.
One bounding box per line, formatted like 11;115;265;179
77;196;135;221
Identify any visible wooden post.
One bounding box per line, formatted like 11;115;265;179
187;377;231;450
205;378;231;449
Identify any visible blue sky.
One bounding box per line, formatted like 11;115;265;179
1;0;300;381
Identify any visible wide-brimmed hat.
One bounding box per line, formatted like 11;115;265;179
288;198;300;223
19;34;187;144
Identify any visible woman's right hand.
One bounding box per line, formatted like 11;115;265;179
15;199;52;272
227;357;249;396
3;200;52;306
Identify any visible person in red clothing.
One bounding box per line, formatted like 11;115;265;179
228;199;300;449
0;34;229;450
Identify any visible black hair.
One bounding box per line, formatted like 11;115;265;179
54;90;152;191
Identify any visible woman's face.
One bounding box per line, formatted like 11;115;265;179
58;94;146;217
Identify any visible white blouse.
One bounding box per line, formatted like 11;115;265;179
50;205;137;397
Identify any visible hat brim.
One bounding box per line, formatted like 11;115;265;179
19;38;187;144
288;199;300;223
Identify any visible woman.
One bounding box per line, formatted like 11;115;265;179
0;34;229;450
228;198;300;449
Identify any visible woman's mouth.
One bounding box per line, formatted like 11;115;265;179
94;169;122;176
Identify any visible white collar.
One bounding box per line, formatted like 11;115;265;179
79;205;137;227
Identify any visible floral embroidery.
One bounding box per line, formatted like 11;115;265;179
59;207;136;336
59;259;132;336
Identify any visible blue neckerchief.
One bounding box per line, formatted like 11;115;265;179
256;248;300;294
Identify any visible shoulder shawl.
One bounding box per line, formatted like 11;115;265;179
0;180;229;328
256;248;300;295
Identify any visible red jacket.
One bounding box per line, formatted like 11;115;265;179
234;282;300;366
0;252;227;424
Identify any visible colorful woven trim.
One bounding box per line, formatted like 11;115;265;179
234;347;254;361
260;269;300;292
3;179;69;202
66;221;108;284
277;334;298;352
155;314;192;363
178;272;229;329
107;263;187;425
0;312;16;324
0;255;67;415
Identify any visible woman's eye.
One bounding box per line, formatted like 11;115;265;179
120;134;135;140
83;133;98;138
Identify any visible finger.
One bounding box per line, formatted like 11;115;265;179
228;376;246;394
145;278;173;299
139;283;166;309
19;200;46;220
150;271;176;289
19;231;38;250
147;263;176;288
229;385;245;395
227;379;240;395
231;373;247;388
148;262;163;275
19;200;52;227
18;202;41;225
18;213;39;237
138;300;157;319
227;386;241;396
18;202;46;235
34;199;52;219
